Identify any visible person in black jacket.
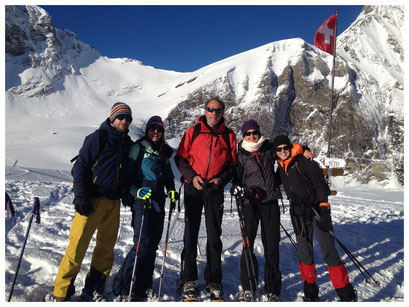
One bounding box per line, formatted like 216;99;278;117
273;134;356;302
230;120;312;302
44;102;133;302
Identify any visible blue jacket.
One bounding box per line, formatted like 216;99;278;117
72;118;133;199
128;137;175;202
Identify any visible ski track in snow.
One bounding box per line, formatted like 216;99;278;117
4;167;404;302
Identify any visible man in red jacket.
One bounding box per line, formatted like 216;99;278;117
175;97;237;301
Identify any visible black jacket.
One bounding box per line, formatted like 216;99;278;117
72;118;133;199
232;139;281;205
277;143;331;206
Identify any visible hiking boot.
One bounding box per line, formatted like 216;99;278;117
336;283;358;302
132;289;148;302
237;290;254;302
71;289;107;302
145;288;157;301
113;294;129;302
303;282;319;302
206;282;224;301
182;280;200;301
264;293;280;302
43;292;65;302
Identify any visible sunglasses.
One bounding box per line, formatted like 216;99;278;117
148;126;164;133
116;114;132;122
244;130;260;137
206;107;223;114
276;145;290;152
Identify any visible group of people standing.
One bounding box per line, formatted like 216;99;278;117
44;97;357;302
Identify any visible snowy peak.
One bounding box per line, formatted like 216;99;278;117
6;5;55;57
338;5;403;95
6;5;100;95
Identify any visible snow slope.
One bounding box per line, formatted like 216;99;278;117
4;166;404;302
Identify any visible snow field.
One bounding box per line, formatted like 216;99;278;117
4;167;403;302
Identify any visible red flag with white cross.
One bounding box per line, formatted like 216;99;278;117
314;15;338;55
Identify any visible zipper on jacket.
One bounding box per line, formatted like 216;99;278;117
114;135;126;192
204;135;214;180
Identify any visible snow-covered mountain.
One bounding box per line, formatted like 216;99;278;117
4;6;404;302
5;5;404;186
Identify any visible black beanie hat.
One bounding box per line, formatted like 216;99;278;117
145;115;164;133
272;135;292;151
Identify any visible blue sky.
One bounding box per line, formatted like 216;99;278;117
40;5;363;72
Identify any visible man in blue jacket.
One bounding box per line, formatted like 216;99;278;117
44;102;133;302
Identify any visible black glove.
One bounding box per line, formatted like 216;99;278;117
122;193;135;207
317;206;332;232
73;196;93;216
246;187;266;201
291;203;305;217
72;183;93;216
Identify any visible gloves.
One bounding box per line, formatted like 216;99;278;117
133;187;152;200
72;183;93;216
73;196;93;216
122;193;135;207
230;185;245;198
317;204;332;232
167;190;180;202
246;187;266;201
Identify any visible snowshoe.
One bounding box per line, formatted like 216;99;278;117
182;281;200;302
206;282;225;302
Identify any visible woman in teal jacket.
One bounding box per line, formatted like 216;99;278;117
113;116;178;301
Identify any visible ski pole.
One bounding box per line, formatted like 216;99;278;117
157;198;176;301
280;222;298;253
312;208;380;286
235;195;258;301
128;198;152;302
8;197;41;302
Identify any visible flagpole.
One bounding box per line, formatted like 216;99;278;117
326;9;338;158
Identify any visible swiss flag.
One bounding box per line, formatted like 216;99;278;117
314;15;337;55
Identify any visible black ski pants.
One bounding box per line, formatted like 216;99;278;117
180;183;224;285
240;200;281;295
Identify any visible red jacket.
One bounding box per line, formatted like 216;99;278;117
175;116;237;185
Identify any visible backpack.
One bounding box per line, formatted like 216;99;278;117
191;123;232;152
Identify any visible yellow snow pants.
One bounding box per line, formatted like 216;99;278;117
53;197;120;298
